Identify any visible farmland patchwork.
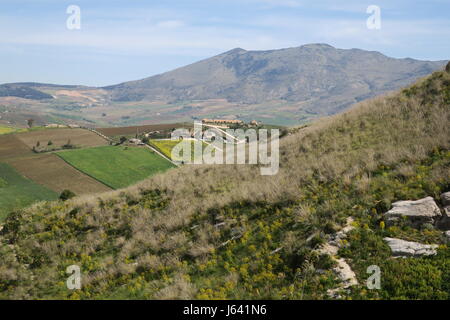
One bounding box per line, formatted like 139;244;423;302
0;127;176;218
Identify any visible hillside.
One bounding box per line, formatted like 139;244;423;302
0;64;449;300
105;44;446;114
0;84;54;100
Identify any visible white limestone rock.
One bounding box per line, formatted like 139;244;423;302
385;197;441;227
384;237;438;257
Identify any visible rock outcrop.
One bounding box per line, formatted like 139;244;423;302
384;237;438;257
317;217;358;298
333;258;358;287
384;197;441;227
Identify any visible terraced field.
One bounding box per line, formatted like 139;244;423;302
0;163;58;221
57;146;175;189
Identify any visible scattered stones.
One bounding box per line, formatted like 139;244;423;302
384;197;441;227
316;217;358;297
214;222;226;229
329;221;355;247
383;237;438;257
335;258;358;286
270;247;283;255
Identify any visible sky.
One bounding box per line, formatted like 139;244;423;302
1;0;449;86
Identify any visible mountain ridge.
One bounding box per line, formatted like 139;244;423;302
0;44;447;127
103;43;447;111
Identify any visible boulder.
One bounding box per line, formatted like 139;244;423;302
384;197;441;227
441;192;450;207
384;237;438;257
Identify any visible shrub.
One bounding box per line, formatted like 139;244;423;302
59;189;76;201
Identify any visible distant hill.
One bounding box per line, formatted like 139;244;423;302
0;84;54;100
0;44;447;126
104;44;447;115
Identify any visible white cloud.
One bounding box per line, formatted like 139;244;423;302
0;2;449;60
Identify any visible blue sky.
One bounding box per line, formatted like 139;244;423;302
1;0;449;86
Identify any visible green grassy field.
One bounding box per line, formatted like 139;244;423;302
0;126;15;135
0;163;58;221
0;125;26;135
57;146;175;189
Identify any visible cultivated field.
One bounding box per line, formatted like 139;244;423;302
0;126;19;135
0;128;111;216
15;128;108;150
57;146;175;189
0;163;58;221
96;123;190;137
149;139;209;162
0;134;33;161
8;153;111;195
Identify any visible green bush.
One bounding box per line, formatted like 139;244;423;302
59;190;76;201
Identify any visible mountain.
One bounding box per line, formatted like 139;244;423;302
0;44;447;127
1;63;449;300
104;44;447;114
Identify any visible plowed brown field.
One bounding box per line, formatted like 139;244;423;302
97;123;191;137
7;153;111;195
16;128;108;149
0;134;33;161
